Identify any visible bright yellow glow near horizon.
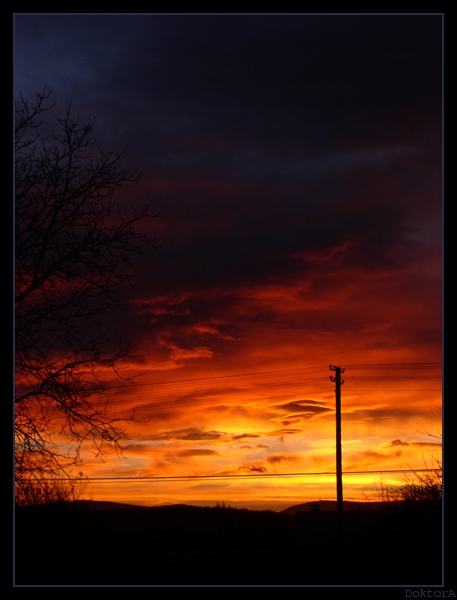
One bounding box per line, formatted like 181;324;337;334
67;357;442;511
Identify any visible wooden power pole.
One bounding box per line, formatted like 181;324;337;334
330;364;345;545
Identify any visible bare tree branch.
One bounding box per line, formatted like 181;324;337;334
15;89;159;503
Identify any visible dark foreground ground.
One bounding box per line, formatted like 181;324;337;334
14;501;443;586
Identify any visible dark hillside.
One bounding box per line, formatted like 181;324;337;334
14;500;442;586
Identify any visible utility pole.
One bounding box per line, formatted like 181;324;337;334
330;364;345;545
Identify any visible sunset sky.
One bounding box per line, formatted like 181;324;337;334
14;13;443;511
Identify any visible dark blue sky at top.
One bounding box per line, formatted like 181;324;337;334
14;14;443;352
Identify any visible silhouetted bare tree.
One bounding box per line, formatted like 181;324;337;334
377;430;442;507
15;470;89;507
379;461;442;505
15;88;157;503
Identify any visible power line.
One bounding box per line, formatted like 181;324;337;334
98;362;442;393
22;361;441;411
344;363;442;369
89;366;442;409
60;467;440;483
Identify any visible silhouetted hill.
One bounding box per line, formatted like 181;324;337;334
49;498;388;514
72;499;149;510
281;499;386;515
71;498;387;514
14;499;442;586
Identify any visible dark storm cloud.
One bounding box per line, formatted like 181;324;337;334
14;15;442;508
15;14;441;176
14;14;442;357
111;15;441;144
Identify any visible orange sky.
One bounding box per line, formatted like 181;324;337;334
15;14;443;512
48;200;442;511
71;259;442;510
74;361;442;511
